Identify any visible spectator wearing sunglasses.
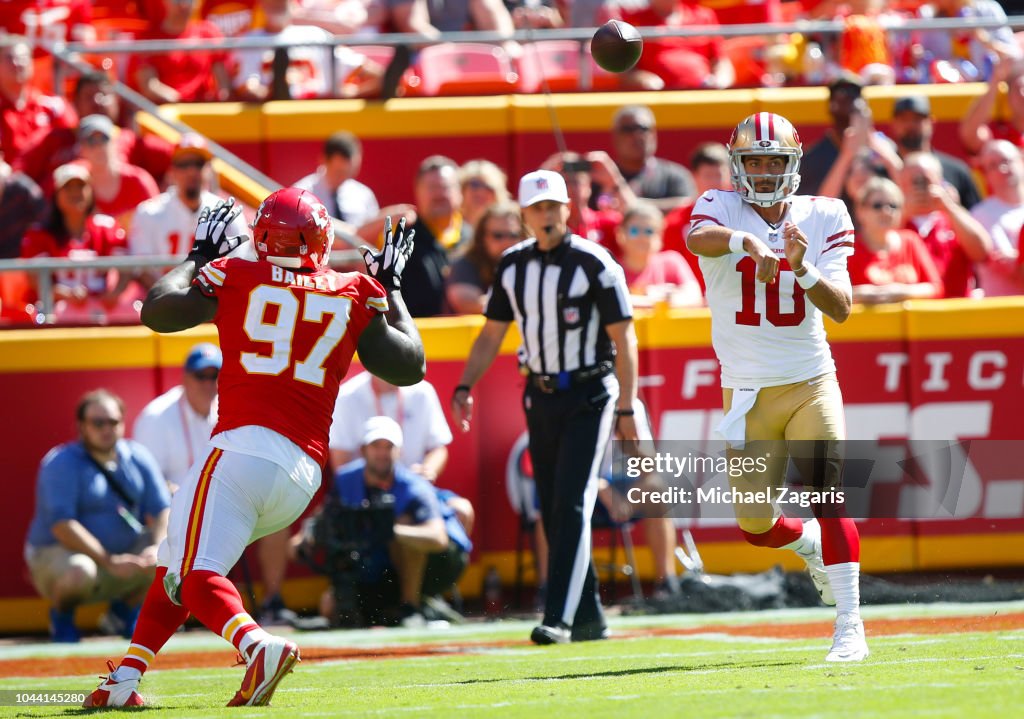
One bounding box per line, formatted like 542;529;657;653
616;201;702;308
458;159;510;233
849;177;944;304
596;105;695;214
133;343;222;494
446;202;524;314
24;389;170;643
128;134;249;289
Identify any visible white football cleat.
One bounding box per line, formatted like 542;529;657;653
796;518;835;606
228;635;300;706
826;612;869;662
83;661;144;707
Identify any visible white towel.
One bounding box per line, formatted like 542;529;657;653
716;387;760;450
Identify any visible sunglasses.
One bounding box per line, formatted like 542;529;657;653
616;124;652;134
465;178;494;191
86;417;122;429
866;201;900;211
81;134;110;147
487;231;519;241
191;371;219;382
173;159;206;170
627;226;656;237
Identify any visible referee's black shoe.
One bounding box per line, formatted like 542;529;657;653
571;622;610;642
530;623;571;645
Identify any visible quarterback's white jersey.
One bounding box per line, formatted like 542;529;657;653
689;189;854;389
128;190;249;258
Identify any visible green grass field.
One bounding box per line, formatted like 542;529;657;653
2;601;1023;718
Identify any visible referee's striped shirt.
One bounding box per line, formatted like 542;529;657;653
484;234;633;374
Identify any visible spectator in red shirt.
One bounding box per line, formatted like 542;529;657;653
618;0;735;90
617;201;702;308
129;0;233;104
16;71;175;193
20;163;136;323
0;1;95;55
0;36;77;162
960;54;1024;156
663;142;732;292
76;115;160;231
850;176;944;303
897;152;991;298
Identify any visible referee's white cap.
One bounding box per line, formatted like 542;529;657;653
518;170;570;208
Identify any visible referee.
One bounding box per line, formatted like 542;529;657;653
451;169;639;644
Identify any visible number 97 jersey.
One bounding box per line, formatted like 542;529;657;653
195;256;389;467
689;189;855;389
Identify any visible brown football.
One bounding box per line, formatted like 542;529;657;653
590;19;643;74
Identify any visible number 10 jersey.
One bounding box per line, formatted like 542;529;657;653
689;189;855;389
195;256;389;467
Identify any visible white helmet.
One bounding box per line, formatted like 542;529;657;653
728;112;803;207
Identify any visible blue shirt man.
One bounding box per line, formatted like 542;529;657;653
330;416;470;625
24;389;170;642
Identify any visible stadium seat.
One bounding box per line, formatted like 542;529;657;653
0;271;36;325
405;43;518;97
517;40;622;94
350;45;416;96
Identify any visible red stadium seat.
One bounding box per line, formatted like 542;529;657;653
405;43;519;97
517;40;622;93
0;271;36;325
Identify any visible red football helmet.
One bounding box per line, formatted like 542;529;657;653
251;187;334;271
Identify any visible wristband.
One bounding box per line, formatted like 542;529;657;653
794;263;822;289
614;409;634;416
728;231;747;254
454;384;471;395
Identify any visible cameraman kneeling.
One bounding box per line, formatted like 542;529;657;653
321;416;470;627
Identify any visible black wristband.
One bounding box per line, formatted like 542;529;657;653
614;409;634;416
454;384;471;395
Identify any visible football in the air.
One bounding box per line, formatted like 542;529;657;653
590;19;643;73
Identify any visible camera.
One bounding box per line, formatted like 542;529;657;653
563;159;592;174
912;175;929;191
303;495;396;626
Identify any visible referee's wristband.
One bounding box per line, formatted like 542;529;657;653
728;231;747;254
794;263;822;289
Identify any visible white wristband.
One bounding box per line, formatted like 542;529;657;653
728;231;747;254
794;263;822;289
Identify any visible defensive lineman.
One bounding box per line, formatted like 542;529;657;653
84;189;425;707
687;112;868;662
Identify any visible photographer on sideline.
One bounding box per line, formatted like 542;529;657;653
298;416;471;627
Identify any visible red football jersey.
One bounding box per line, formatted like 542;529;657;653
195;257;389;467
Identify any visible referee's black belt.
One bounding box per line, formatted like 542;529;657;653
528;361;613;393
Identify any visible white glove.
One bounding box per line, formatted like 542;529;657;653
191;197;246;262
360;215;415;290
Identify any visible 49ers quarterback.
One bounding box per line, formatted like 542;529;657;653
84;189;425;708
687;113;868;663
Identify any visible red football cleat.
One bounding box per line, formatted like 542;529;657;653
227;636;300;706
83;660;145;707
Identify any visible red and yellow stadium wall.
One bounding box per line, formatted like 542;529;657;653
2;300;1023;632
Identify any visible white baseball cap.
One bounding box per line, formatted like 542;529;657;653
518;170;569;208
362;415;404;448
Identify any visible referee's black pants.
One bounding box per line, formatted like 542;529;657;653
525;372;618;631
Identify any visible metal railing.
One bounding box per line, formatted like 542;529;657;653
0;252;364;324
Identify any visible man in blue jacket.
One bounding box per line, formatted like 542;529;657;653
25;389;170;642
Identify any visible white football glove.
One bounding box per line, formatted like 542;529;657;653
360;215;415;290
190;197;246;263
